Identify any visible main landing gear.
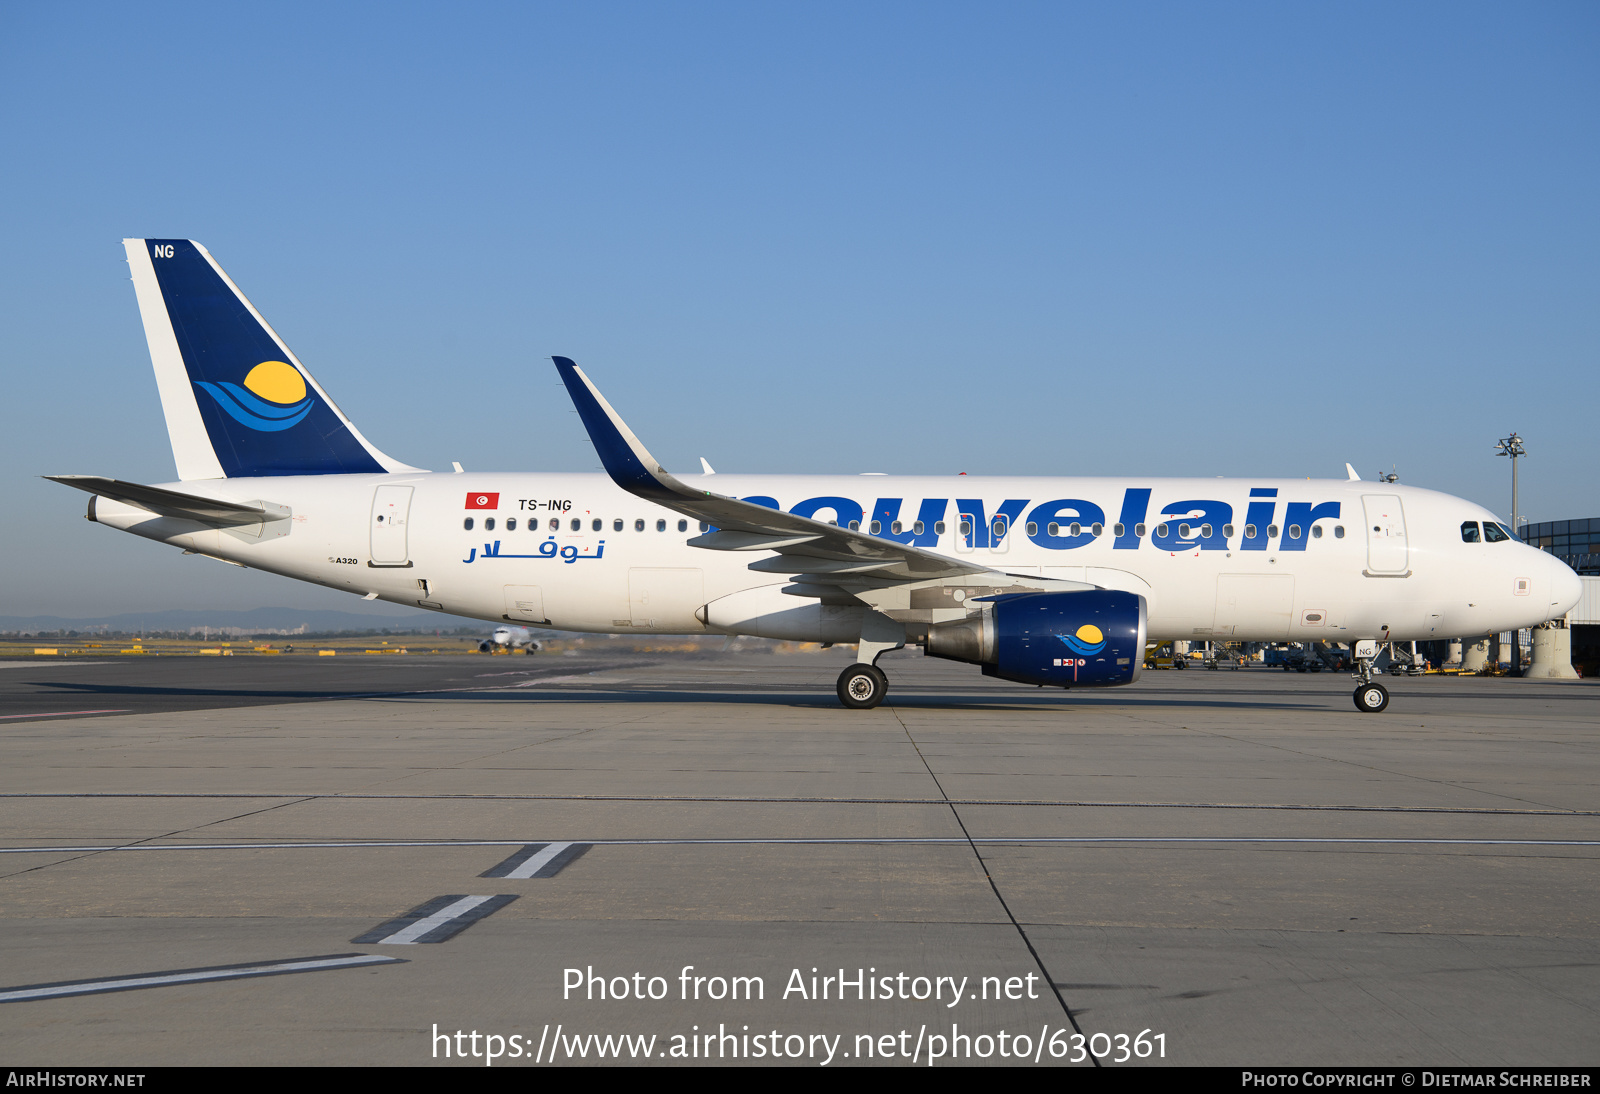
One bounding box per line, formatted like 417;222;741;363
837;664;889;709
1351;655;1390;714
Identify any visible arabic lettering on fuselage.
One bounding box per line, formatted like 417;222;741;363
463;538;607;564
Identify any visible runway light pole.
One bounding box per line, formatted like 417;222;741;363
1494;432;1526;676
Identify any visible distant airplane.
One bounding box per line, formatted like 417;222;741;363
481;625;540;654
49;240;1583;713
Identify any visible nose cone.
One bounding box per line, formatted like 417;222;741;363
1549;555;1583;617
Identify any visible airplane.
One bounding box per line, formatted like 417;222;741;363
482;625;541;654
49;240;1583;714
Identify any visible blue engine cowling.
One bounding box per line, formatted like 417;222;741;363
926;589;1146;688
989;589;1146;687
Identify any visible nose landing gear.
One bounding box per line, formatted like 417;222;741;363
1352;652;1390;713
1354;680;1390;713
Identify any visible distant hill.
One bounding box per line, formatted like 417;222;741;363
0;607;489;636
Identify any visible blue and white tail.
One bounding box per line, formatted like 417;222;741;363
123;239;418;479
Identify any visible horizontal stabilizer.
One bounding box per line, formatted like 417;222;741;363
46;476;276;526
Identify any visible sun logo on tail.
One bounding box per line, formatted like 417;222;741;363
1059;624;1106;656
195;361;314;432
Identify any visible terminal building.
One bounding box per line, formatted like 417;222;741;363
1520;518;1600;576
1521;518;1599;676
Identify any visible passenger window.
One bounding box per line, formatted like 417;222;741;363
506;518;517;531
1200;523;1212;538
1156;523;1169;537
1135;523;1146;537
935;521;945;535
485;517;496;531
699;522;709;532
613;519;623;532
1334;525;1345;538
959;520;972;537
1177;523;1190;538
592;518;602;532
1244;524;1256;538
1069;522;1081;537
675;520;685;532
913;521;924;535
1483;522;1509;542
1268;524;1279;539
635;519;645;532
1461;521;1480;543
1027;522;1039;536
1288;524;1302;539
1047;522;1060;537
1113;523;1125;537
848;520;860;531
463;517;474;531
1311;525;1322;539
1091;522;1103;536
570;518;581;532
549;518;559;531
891;521;902;534
992;518;1007;538
1223;524;1234;538
869;520;881;534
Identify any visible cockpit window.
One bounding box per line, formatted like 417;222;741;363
1461;521;1480;543
1483;521;1510;543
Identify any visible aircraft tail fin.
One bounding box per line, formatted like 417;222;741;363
123;239;420;479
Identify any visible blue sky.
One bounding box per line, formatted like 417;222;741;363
2;2;1596;616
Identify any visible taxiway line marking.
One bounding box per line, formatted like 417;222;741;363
0;709;130;720
352;894;518;945
2;837;1597;854
0;953;401;1004
1;793;1592;817
482;842;590;878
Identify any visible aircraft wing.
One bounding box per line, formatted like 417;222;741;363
46;475;275;526
554;358;998;584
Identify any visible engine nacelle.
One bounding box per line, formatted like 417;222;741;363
925;589;1146;688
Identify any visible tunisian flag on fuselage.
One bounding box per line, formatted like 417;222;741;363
465;492;500;510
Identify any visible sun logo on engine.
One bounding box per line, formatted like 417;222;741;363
1059;624;1106;657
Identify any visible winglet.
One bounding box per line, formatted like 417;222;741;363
1345;463;1361;481
552;357;691;504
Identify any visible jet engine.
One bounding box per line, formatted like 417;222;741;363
924;589;1146;688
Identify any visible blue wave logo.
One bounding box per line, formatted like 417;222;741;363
1059;625;1107;657
195;361;313;432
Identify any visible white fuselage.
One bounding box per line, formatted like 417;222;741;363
90;472;1581;646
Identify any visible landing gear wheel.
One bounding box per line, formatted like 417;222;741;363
1353;682;1389;714
837;664;888;709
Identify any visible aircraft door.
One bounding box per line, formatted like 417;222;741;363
989;515;1011;555
1361;495;1409;574
629;568;705;630
503;585;548;624
370;485;414;566
1214;574;1295;639
955;512;976;554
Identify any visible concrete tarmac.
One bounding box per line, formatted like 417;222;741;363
0;649;1596;1067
